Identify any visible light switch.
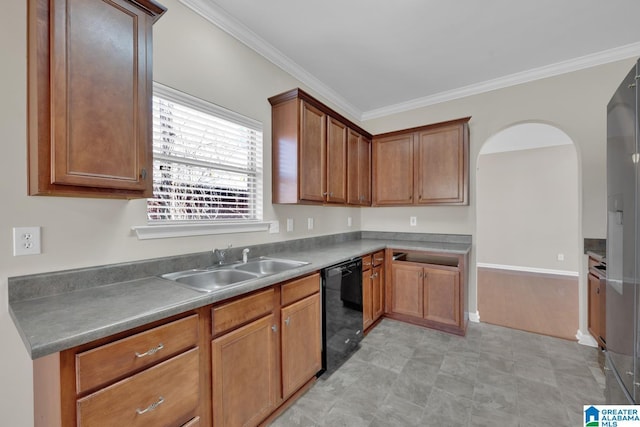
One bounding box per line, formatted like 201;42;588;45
307;217;314;230
410;216;417;226
286;218;294;232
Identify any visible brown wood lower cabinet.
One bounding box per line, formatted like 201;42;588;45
281;293;322;398
387;250;467;335
211;314;279;427
77;348;200;427
588;261;606;348
363;251;385;331
33;273;323;427
210;273;321;427
34;312;203;427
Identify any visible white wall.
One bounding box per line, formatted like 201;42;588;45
477;144;579;271
0;0;634;424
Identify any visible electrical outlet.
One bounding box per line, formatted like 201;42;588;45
557;253;564;261
307;217;314;230
347;216;352;227
410;216;417;226
286;218;294;232
269;221;280;234
13;226;41;256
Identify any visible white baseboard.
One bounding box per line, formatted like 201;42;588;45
477;262;579;277
576;329;598;347
468;311;480;323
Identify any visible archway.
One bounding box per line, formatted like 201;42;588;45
476;122;581;340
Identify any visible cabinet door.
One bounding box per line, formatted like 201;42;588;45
212;314;279;427
415;123;467;204
281;293;322;398
49;0;153;193
372;265;384;322
326;117;347;204
348;130;371;206
373;134;414;205
299;101;326;202
347;129;360;205
588;273;603;344
359;136;372;205
423;266;460;327
390;263;423;317
362;268;373;330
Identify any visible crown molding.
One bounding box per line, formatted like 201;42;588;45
361;42;640;121
178;0;640;122
179;0;363;121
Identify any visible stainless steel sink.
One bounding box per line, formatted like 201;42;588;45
162;269;260;293
161;257;309;293
233;257;309;275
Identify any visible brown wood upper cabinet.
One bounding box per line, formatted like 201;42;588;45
347;130;372;205
28;0;166;198
269;88;372;205
373;117;470;206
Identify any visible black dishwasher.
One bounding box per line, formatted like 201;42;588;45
320;258;363;376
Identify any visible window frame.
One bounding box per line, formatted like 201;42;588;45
132;83;270;240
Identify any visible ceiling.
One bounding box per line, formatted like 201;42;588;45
180;0;640;120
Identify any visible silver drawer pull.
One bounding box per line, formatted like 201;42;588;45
136;396;164;415
135;343;164;358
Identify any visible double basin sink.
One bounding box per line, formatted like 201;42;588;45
161;257;310;293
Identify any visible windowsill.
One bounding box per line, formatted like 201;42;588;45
132;221;271;240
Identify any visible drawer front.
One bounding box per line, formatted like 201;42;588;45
182;416;200;427
212;288;275;336
77;348;200;427
281;273;320;306
362;255;373;271
372;251;385;266
76;314;199;394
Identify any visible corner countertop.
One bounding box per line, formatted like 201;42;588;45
9;238;470;359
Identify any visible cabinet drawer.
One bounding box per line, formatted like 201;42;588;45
372;251;385;266
77;348;200;427
362;255;373;271
182;416;200;427
76;314;199;393
212;288;275;336
281;273;320;306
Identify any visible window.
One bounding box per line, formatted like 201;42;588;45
148;83;263;224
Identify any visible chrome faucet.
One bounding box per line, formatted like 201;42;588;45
242;248;250;263
213;244;232;265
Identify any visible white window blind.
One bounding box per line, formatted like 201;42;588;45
148;83;263;223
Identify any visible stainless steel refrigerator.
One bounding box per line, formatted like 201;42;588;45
605;58;640;404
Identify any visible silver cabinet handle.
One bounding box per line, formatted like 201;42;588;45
626;371;634;376
344;338;350;344
135;343;164;358
284;317;291;326
136;396;164;415
272;324;278;332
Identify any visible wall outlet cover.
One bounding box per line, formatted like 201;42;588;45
13;226;41;256
269;221;280;234
307;217;314;230
410;216;417;226
286;218;294;232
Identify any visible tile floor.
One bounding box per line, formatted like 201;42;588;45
271;319;606;427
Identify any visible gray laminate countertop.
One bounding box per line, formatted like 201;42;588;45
9;238;470;359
